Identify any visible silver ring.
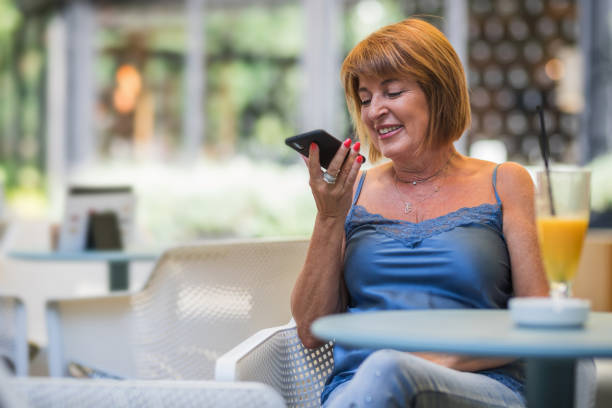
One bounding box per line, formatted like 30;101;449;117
323;171;337;184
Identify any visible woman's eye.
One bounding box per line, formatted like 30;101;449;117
360;99;371;106
387;91;403;98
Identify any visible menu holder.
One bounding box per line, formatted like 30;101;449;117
86;211;123;250
58;186;135;252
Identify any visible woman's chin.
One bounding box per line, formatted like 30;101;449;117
379;144;407;161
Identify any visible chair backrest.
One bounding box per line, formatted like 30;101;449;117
0;295;27;376
130;238;309;379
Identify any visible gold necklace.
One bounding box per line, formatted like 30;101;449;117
393;180;440;214
395;152;454;185
393;153;453;214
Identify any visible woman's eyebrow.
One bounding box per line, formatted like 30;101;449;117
380;78;400;86
358;78;401;93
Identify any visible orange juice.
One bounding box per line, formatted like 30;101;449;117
537;216;588;283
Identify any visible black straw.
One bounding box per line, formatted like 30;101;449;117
536;105;556;216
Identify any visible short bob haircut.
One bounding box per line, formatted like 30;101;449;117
341;18;471;163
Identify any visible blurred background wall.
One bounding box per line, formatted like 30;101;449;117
0;0;611;247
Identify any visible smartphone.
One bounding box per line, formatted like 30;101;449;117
285;129;365;169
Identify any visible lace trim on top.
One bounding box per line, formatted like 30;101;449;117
346;203;503;248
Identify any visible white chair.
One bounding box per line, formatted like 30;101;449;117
0;295;28;376
215;321;334;408
46;238;309;379
0;364;285;408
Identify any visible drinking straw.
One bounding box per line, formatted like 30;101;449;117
536;105;556;216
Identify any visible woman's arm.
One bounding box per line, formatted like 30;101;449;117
416;162;549;372
497;162;549;297
413;353;515;372
291;140;363;349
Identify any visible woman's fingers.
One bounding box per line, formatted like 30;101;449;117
307;138;364;218
308;138;363;188
343;143;364;187
307;142;322;179
325;139;352;181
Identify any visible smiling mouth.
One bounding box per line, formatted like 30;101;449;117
377;126;402;138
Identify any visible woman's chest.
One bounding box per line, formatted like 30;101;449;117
344;221;510;287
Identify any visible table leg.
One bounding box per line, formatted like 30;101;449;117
526;358;575;408
108;261;129;291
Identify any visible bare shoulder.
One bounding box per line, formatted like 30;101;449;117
495;162;535;201
351;162;393;200
354;162;390;184
457;156;498;176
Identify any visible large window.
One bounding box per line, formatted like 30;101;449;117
2;0;612;244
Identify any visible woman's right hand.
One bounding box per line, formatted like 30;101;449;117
292;139;362;348
306;139;364;219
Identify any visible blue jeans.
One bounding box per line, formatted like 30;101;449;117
322;350;526;408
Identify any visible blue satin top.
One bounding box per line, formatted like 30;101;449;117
321;165;525;403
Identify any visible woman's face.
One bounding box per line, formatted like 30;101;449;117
358;75;430;160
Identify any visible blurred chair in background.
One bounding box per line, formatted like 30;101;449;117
0;359;286;408
216;321;333;408
46;238;309;380
0;295;28;376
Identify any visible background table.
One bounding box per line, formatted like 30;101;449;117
8;250;158;291
312;309;612;408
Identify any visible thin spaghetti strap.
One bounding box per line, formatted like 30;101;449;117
352;171;367;206
492;164;502;204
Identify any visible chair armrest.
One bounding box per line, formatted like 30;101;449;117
215;321;334;407
46;294;135;378
215;322;295;381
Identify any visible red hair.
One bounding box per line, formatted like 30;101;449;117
341;18;471;162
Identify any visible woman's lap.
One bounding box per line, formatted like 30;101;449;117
322;350;526;408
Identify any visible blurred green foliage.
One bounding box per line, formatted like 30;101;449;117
0;0;46;204
204;4;301;162
0;0;21;33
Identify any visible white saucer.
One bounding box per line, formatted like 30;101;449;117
508;297;590;328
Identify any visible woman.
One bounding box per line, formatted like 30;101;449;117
291;18;550;407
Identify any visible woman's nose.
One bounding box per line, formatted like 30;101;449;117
368;96;388;120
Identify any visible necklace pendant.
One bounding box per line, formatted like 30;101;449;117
404;202;413;213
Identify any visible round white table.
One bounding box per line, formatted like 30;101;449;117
312;309;612;408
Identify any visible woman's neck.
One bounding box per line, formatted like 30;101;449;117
391;145;457;184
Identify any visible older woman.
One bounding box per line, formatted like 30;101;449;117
291;18;550;407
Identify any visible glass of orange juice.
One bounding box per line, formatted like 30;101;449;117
535;168;590;298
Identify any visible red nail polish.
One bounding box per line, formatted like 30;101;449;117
310;142;317;150
357;156;364;164
353;142;361;151
343;138;352;148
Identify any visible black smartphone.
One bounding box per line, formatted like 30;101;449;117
285;129;365;169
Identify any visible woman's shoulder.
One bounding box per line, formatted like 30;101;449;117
492;161;535;203
495;161;534;186
461;157;531;181
352;162;392;194
457;157;533;201
361;160;392;174
457;156;499;178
